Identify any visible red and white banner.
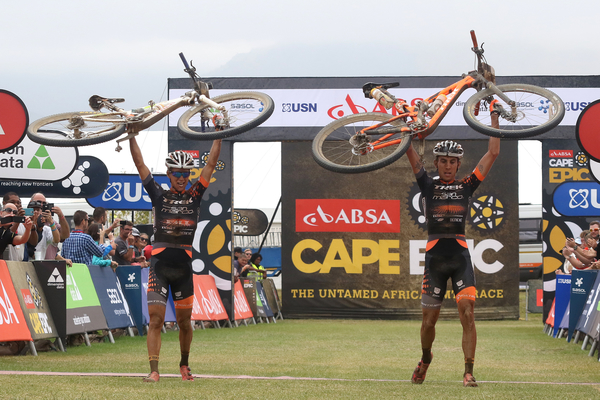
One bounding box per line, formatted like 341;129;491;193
233;280;253;321
0;261;32;341
191;275;229;321
296;199;400;233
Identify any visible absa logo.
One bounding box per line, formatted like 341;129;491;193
296;199;400;233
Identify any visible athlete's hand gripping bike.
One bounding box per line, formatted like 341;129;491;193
27;53;274;150
312;30;565;173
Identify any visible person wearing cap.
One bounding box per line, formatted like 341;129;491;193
131;228;148;268
405;111;500;387
0;203;33;258
129;135;221;383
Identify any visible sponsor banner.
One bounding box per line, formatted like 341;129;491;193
261;279;282;314
526;279;543;314
115;266;145;335
0;136;78;181
140;267;177;323
546;299;556;327
296;199;400;233
553;182;600;216
569;270;599;341
191;274;229;321
256;281;274;318
66;263;107;334
241;279;266;318
233;280;253;320
0;90;28;152
87;174;170;210
541;139;593;321
232;208;269;236
0;156;109;197
558;301;570;330
6;261;58;340
168;87;600;129
87;265;132;330
575;271;600;337
0;260;32;341
553;275;571;337
282;141;519;319
33;261;67;339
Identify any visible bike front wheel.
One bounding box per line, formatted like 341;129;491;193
177;91;274;140
463;84;565;138
312;112;412;173
27;112;126;147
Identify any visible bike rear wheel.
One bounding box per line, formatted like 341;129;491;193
27;111;126;147
177;91;274;140
463;84;564;138
312;112;412;173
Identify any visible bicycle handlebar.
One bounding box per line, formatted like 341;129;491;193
179;52;191;70
470;30;478;49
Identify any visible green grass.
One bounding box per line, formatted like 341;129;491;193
1;293;599;399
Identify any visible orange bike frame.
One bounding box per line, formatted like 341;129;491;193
364;74;478;150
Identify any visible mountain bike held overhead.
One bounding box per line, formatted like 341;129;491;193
312;30;565;173
27;53;274;150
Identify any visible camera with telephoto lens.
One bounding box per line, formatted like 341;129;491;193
1;216;26;224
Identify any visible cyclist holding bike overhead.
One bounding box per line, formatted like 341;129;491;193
129;136;222;383
405;113;500;388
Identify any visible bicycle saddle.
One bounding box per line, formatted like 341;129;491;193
89;95;125;111
362;82;400;98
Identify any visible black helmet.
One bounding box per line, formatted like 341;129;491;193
433;140;464;159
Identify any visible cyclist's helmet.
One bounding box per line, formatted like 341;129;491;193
165;151;194;170
433;140;464;159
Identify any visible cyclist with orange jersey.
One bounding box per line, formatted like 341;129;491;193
406;113;500;387
129;136;221;383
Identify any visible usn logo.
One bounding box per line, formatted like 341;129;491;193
553;182;600;216
282;103;317;113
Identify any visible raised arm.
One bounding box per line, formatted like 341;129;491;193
406;140;425;175
129;136;151;181
200;139;222;184
475;113;500;178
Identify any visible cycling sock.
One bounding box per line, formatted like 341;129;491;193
464;357;474;375
180;352;190;367
422;348;432;364
149;355;159;373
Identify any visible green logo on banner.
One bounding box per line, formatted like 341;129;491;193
597;300;600;311
66;264;101;309
27;145;55;170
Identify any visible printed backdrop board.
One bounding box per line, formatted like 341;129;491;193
0;261;32;341
87;264;132;330
6;261;58;341
33;261;67;339
66;263;107;334
282;140;519;319
115;266;145;335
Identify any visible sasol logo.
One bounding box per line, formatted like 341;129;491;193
553;182;600;216
296;199;400;233
282;103;317;113
231;103;266;112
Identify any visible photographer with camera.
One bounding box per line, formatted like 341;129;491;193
25;193;70;260
0;202;33;259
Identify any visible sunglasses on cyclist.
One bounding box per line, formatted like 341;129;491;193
170;171;190;179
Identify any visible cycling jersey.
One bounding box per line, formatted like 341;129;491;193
416;166;484;242
143;173;208;255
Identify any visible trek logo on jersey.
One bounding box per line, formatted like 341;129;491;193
296;199;400;232
549;150;573;158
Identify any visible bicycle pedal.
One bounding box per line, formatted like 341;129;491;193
115;144;122;152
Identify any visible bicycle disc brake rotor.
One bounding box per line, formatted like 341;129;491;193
349;134;373;155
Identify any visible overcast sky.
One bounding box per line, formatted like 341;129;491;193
2;0;596;207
